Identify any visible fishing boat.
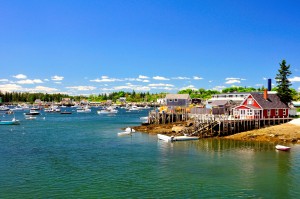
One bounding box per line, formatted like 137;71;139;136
77;106;91;113
0;118;20;125
157;134;199;142
118;127;135;136
24;109;40;115
97;106;118;114
275;145;291;151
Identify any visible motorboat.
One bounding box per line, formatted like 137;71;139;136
157;134;199;142
118;127;135;136
25;116;37;120
275;145;291;151
24;109;40;115
0;106;10;112
97;106;118;114
0;118;20;125
77;106;91;113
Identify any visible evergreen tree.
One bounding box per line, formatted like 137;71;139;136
275;60;293;105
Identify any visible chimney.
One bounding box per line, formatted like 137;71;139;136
264;89;268;100
268;79;272;91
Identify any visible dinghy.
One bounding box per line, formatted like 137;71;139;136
118;127;135;136
275;145;291;151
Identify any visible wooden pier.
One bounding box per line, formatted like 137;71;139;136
147;111;292;138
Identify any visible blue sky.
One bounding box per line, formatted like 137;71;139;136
1;0;300;95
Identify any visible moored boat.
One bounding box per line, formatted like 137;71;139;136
118;127;135;136
275;145;291;151
157;134;199;142
0;118;20;125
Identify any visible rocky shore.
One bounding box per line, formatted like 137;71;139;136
133;118;300;144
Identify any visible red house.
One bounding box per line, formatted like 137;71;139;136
232;90;289;119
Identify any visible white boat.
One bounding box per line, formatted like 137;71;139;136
275;145;291;151
128;105;141;111
77;106;91;113
118;127;135;136
0;106;10;111
24;109;40;115
157;134;174;142
157;134;199;142
97;106;118;114
25;116;37;120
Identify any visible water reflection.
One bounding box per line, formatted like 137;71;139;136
156;138;298;198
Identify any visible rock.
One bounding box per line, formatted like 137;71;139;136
172;126;185;133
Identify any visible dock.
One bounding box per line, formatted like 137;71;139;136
147;110;292;138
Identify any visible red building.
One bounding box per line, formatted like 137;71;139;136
232;90;289;119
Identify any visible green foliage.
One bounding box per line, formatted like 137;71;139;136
222;86;257;93
178;88;220;99
275;60;293;104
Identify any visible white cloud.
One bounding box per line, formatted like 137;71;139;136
193;76;203;80
54;82;62;84
208;80;213;83
289;76;300;82
17;79;43;84
66;86;97;91
139;75;149;79
225;77;243;84
0;84;22;92
153;76;170;81
180;85;197;90
225;79;241;84
0;79;8;82
148;83;174;87
44;79;49;81
143;80;150;83
51;75;64;81
173;76;190;80
13;74;27;79
90;76;122;82
29;86;58;93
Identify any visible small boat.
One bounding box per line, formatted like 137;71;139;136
0;118;20;125
157;134;174;142
77;106;91;113
118;127;135;136
60;111;72;114
24;109;40;115
275;145;291;151
157;134;199;142
97;106;118;114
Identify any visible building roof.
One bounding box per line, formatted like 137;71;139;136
165;94;190;99
210;100;229;106
250;93;288;109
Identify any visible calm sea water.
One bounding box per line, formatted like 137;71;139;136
0;108;299;198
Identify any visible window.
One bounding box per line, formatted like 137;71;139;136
283;109;286;115
169;99;173;102
267;109;271;116
174;99;178;102
247;99;253;105
275;109;278;116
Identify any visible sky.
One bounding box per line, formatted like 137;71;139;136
1;0;300;96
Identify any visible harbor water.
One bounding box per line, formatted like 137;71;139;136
0;108;299;198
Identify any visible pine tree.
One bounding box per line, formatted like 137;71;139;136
275;60;293;105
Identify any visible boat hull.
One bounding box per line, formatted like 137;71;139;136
275;145;291;151
0;120;20;125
